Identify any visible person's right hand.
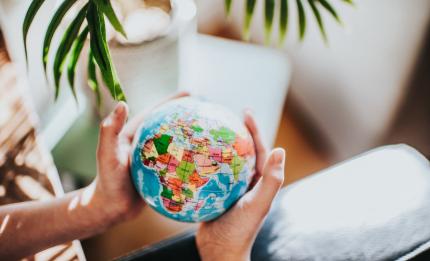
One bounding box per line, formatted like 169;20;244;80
84;92;189;230
196;111;286;261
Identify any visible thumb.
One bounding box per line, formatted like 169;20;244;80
196;149;285;259
97;102;129;165
239;148;285;219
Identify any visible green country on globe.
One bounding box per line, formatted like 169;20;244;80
130;97;256;222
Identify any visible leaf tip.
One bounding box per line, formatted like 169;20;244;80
264;30;272;46
242;29;251;41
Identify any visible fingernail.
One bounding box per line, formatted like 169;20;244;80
244;108;253;115
115;101;126;115
272;148;285;166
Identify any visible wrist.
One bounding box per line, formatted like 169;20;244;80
81;182;121;232
196;236;250;261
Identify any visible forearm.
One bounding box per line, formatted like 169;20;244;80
0;184;112;259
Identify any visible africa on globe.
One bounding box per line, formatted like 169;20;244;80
130;97;256;222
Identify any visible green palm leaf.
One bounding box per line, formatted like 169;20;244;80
308;0;327;42
243;0;257;41
88;50;101;108
296;0;306;40
43;0;77;74
87;1;125;101
23;0;46;63
53;4;88;100
279;0;289;46
225;0;233;17
94;0;127;37
67;26;89;96
23;0;352;105
318;0;341;23
264;0;275;45
227;0;348;43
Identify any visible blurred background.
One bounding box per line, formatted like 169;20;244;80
0;0;429;259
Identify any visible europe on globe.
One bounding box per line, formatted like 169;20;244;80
130;97;256;222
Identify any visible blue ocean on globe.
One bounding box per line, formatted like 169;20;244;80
130;97;256;222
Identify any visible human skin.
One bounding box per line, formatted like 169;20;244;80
0;93;285;260
196;111;285;261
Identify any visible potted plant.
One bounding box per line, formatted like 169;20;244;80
97;0;197;115
22;0;351;107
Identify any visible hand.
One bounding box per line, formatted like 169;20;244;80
84;92;189;229
196;111;286;261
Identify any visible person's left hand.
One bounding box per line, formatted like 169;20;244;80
84;92;189;229
196;111;286;261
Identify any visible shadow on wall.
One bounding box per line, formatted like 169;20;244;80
385;23;430;159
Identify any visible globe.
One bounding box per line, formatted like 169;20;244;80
130;97;256;222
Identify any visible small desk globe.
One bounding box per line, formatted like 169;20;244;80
130;97;256;222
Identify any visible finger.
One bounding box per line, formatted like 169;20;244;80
240;148;285;218
123;91;190;140
97;102;129;164
244;110;267;184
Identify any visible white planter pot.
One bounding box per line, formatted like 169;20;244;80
86;0;197;116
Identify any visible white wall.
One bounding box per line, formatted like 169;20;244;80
196;0;430;160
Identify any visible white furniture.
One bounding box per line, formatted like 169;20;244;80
180;34;290;148
262;144;430;260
